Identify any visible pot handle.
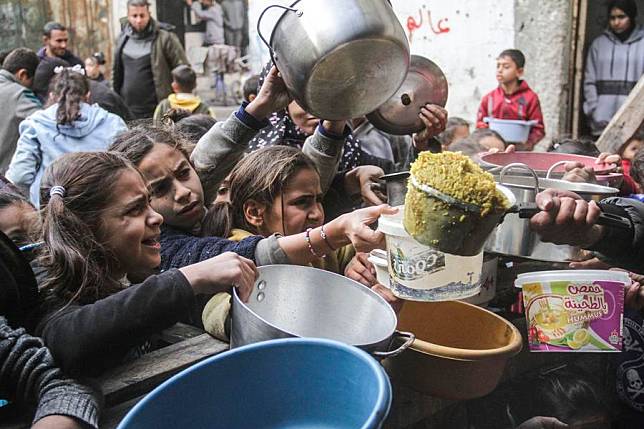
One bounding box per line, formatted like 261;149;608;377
499;163;540;195
256;5;303;66
372;330;415;359
545;160;570;179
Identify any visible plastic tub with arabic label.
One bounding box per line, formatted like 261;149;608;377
515;270;628;352
378;207;482;301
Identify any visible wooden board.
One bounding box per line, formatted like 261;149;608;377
98;333;228;406
596;75;644;153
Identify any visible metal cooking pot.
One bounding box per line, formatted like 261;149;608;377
231;265;414;358
257;0;410;120
486;164;619;262
379;171;409;206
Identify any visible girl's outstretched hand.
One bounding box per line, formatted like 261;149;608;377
336;205;397;253
179;252;258;302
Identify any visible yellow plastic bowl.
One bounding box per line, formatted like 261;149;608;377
384;300;522;399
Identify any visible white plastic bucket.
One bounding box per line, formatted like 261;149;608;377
461;255;498;307
484;117;537;143
378;207;482;301
515;270;628;352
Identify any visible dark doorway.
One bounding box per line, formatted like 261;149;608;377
156;0;205;47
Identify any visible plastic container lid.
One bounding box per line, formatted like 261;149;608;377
514;270;630;288
377;205;407;237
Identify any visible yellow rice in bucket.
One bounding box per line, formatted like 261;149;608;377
404;152;510;255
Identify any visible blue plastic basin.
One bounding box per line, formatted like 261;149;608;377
117;338;392;429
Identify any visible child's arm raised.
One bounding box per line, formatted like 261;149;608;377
190;66;291;204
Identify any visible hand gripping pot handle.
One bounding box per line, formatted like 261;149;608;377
372;331;415;358
256;5;303;66
545;160;569;179
499;162;540;195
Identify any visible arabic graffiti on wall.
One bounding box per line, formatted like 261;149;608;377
405;4;451;45
392;0;515;121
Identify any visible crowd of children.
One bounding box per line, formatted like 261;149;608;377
0;1;643;427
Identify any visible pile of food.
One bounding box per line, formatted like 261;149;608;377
403;151;510;256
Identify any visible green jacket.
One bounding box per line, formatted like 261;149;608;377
112;19;188;103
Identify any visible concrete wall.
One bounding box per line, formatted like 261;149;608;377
514;0;572;149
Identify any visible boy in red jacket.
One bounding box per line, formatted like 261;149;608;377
476;49;545;150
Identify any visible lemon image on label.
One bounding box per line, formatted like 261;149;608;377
567;328;590;350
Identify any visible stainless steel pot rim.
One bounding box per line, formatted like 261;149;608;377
233;265;398;347
495;174;619;194
268;0;303;47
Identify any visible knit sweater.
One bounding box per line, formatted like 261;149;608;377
159;224;264;271
0;317;100;427
35;269;196;376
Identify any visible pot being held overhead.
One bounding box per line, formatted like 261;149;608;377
258;0;410;120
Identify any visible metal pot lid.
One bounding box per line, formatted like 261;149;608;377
366;55;448;135
495;174;619;196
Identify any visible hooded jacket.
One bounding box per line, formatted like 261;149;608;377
476;79;546;148
0;70;41;174
6;103;127;206
583;25;644;136
112;19;189;105
152;93;213;124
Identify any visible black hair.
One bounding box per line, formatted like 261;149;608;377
0;50;11;66
109;125;191;166
32;57;70;102
438;117;470;147
630;146;644;189
608;0;638;22
127;0;150;8
506;365;610;427
2;48;40;79
171;65;197;93
499;49;526;68
548;137;601;157
92;51;106;65
43;21;67;38
49;69;90;127
243;74;260;101
0;178;32;211
175;114;217;144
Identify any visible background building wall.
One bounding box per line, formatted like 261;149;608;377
248;0;574;147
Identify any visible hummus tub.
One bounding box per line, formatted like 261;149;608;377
378;207;482;301
515;270;628;352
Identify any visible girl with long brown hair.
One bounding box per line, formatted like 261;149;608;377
6;69;127;207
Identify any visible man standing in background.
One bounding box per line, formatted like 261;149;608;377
113;0;188;119
37;22;83;67
221;0;246;49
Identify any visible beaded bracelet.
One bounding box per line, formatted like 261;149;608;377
305;227;325;258
319;224;336;251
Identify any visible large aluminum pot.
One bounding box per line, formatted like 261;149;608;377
486;164;619;262
231;265;414;358
257;0;410;120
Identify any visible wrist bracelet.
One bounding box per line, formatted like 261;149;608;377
319;224;336;251
305;227;325;258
